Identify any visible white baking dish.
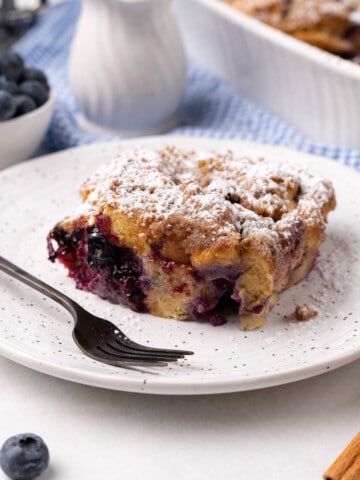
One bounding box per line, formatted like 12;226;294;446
174;0;360;148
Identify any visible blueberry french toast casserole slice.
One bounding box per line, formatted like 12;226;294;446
48;146;336;330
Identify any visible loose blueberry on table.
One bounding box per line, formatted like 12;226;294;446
0;51;50;121
0;433;49;480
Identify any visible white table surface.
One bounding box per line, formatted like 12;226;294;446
0;356;359;480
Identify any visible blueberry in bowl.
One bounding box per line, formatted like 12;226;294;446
0;51;24;83
0;91;16;120
0;50;54;169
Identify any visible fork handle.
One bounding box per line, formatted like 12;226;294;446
0;255;78;319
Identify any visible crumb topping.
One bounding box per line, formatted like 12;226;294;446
65;145;335;256
294;304;318;320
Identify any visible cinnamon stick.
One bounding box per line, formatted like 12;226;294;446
342;454;360;480
323;433;360;480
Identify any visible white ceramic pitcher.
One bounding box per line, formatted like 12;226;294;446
69;0;187;136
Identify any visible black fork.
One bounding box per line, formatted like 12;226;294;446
0;256;193;367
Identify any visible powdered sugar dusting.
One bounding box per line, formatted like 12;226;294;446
65;145;335;254
309;231;354;311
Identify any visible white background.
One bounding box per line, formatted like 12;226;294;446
1;356;359;480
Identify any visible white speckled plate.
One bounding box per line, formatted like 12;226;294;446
0;136;359;395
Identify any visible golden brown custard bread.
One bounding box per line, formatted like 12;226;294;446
48;146;336;330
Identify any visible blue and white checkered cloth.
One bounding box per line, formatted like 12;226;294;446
15;0;360;169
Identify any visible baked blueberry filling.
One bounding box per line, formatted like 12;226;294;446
48;226;149;312
48;224;312;326
47;226;247;325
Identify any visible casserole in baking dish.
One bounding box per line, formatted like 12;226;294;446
174;0;360;148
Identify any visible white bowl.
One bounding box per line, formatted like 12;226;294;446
174;0;360;148
0;91;55;169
